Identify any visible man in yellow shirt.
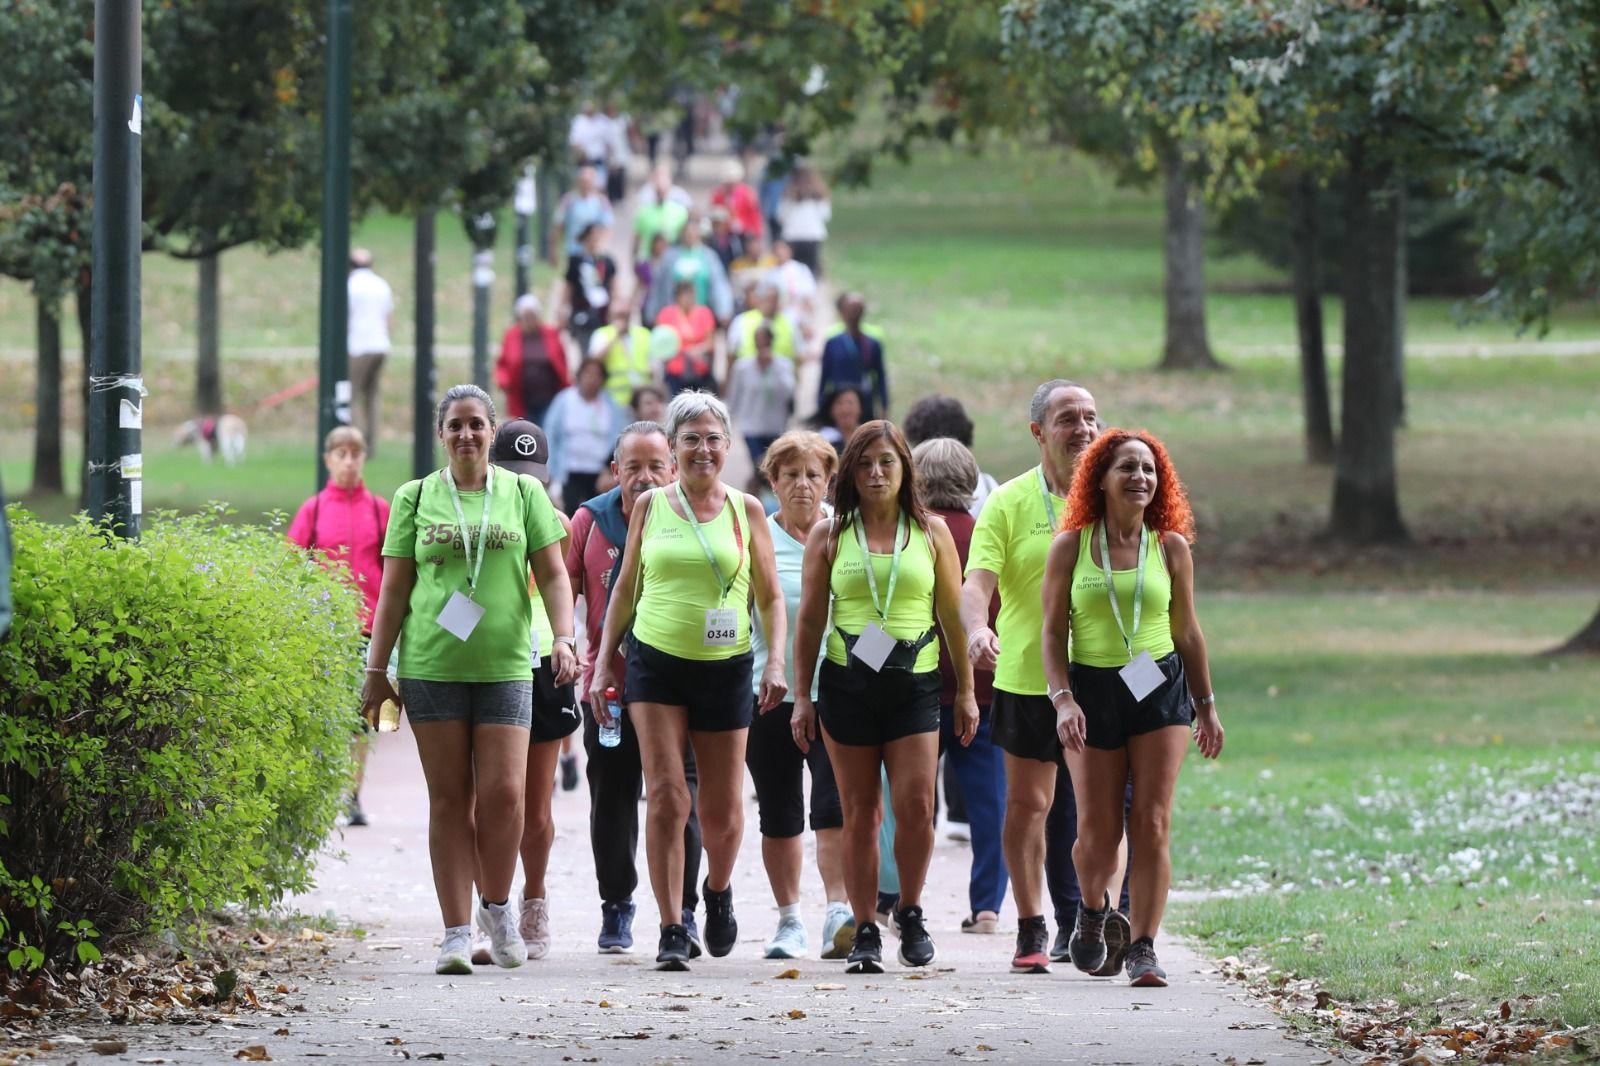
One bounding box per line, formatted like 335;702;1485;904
727;282;798;361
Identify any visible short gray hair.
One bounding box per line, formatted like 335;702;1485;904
912;438;978;511
436;383;496;430
1030;378;1087;424
665;390;731;440
612;420;671;463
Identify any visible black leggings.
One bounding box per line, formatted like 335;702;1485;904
745;697;843;838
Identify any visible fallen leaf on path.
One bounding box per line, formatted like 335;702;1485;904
775;968;801;980
234;1047;272;1061
788;1009;806;1019
813;983;846;991
93;1040;129;1055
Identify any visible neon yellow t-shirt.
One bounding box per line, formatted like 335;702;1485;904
965;465;1066;696
1068;522;1175;668
825;516;939;672
382;470;565;682
632;488;752;661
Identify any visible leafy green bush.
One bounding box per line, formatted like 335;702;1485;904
0;505;363;969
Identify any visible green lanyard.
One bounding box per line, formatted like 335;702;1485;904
854;512;906;624
1035;466;1060;529
676;481;741;606
1097;520;1148;662
443;465;494;598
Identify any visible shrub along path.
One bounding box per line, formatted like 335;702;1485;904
37;719;1335;1066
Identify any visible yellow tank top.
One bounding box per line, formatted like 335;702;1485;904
825;515;939;672
633;487;751;660
1067;522;1175;668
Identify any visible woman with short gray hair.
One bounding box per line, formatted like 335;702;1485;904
590;389;789;970
909;436;1010;946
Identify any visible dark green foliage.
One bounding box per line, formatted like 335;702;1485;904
0;507;363;968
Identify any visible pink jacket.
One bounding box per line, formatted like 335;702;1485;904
287;482;391;632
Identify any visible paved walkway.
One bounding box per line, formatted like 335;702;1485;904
89;719;1340;1065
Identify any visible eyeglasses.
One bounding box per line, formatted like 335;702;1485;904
677;432;729;451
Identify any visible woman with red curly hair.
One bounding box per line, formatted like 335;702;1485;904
1040;429;1223;988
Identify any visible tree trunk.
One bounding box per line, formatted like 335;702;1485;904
196;252;222;414
76;272;93;510
1392;184;1407;428
413;211;437;480
1327;143;1408;545
1553;601;1600;655
32;296;65;495
1159;143;1221;370
1289;173;1335;465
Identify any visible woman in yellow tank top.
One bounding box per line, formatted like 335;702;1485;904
1040;429;1224;989
589;391;788;971
792;421;978;974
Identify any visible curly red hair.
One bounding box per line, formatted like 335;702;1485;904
1062;429;1196;543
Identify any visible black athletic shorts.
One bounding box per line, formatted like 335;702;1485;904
816;659;940;747
746;697;844;837
624;636;754;733
530;656;582;743
990;689;1063;766
1069;651;1195;750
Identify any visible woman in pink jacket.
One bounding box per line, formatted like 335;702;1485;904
288;425;392;825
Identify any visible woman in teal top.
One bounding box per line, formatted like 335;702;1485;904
747;431;852;961
590;390;788;971
792;421;978;974
1041;428;1224;989
361;385;578;977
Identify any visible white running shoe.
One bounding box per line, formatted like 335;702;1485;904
763;915;809;959
435;927;473;975
520;896;552;960
476;899;528;968
821;903;853;955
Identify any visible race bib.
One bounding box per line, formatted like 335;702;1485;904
437;591;486;642
850;623;896;673
1119;650;1165;703
703;607;739;648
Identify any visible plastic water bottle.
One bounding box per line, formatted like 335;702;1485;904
598;687;623;748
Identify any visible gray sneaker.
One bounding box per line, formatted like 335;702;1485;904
1126;937;1168;987
764;915;809;959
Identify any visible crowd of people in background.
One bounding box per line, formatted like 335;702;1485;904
307;103;1221;990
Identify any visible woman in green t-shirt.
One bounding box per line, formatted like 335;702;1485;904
361;384;579;977
589;390;789;971
791;421;979;975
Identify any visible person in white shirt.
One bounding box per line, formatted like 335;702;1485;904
569;101;612;184
602;102;633;203
776;165;832;278
346;248;394;457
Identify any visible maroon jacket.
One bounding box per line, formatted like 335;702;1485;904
936;507;996;707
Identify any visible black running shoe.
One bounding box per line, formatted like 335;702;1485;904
346;797;368;827
1094;910;1131;978
702;879;737;957
682;908;704;959
1126;937;1168;987
894;905;935;967
1012;915;1051;974
1068;894;1110;973
560;753;579;792
656;924;691;971
1049;916;1074;962
875;890;899;935
846;921;884;974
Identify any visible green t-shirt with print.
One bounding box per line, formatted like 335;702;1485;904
966;465;1067;696
383;469;565;682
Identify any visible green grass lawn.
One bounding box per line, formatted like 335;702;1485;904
1176;591;1600;1028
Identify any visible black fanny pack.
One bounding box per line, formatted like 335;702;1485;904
835;627;935;672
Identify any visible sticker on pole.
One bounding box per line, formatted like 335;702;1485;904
334;380;352;403
120;453;143;480
119;399;142;429
128;94;142;136
128;480;143;516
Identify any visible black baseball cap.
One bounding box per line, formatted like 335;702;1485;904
491;419;549;480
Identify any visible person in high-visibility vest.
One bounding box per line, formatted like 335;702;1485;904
728;282;798;362
589;304;656;407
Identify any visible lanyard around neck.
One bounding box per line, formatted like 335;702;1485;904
855;511;906;624
1035;465;1061;530
1098;520;1149;661
675;481;741;606
444;465;494;598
